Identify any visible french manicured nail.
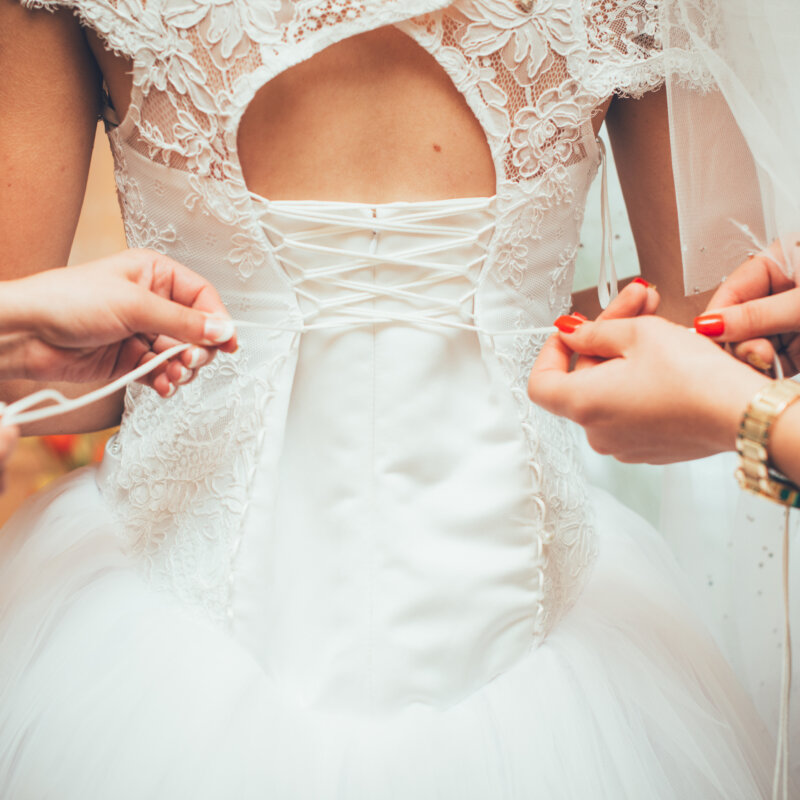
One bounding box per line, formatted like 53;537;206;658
204;317;236;344
573;312;588;321
187;347;210;369
554;314;586;334
632;277;651;288
176;366;193;385
164;384;177;398
694;313;725;337
746;352;773;372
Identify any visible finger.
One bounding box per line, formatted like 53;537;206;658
573;354;604;372
527;332;574;410
130;334;195;392
732;339;777;373
152;371;177;398
180;346;214;370
696;287;800;342
111;336;153;378
596;280;651;321
705;241;794;311
134;351;174;397
642;285;660;316
145;252;230;316
125;289;237;349
556;319;633;360
165;361;195;386
130;251;237;351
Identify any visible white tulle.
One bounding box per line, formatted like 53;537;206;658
661;0;800;289
0;469;775;798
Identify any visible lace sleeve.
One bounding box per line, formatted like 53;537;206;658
577;0;710;99
17;0;141;63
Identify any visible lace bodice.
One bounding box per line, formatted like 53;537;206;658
27;0;673;638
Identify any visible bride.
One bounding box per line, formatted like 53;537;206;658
0;0;777;796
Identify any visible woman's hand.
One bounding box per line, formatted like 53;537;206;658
695;239;800;375
528;313;769;464
564;278;659;372
0;249;237;398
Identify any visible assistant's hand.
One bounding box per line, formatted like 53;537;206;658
0;249;238;397
565;278;659;372
528;314;769;464
695;239;800;376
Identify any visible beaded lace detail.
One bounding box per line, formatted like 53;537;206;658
22;0;690;631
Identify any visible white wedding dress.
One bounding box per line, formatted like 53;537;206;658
0;0;777;797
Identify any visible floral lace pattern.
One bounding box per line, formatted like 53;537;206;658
22;0;692;633
101;347;284;622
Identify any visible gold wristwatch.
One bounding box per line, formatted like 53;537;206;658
736;379;800;508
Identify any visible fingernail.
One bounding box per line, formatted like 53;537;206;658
633;277;650;287
746;352;773;372
204;317;236;344
694;313;725;337
164;384;177;398
573;312;588;321
176;366;193;385
187;348;210;369
554;314;585;334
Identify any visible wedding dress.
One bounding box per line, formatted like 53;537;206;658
0;1;776;796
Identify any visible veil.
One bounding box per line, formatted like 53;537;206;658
661;0;800;292
658;0;800;791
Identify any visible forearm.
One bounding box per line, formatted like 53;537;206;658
699;368;800;488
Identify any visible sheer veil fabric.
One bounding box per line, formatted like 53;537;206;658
661;0;800;290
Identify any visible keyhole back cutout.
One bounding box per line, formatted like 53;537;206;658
236;27;497;204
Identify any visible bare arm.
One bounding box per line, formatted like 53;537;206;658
0;0;124;433
573;88;713;326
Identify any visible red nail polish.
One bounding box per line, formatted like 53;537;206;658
573;312;588;321
554;315;585;334
694;313;725;337
632;277;650;288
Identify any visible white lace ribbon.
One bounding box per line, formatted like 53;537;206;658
596;137;619;309
0;342;192;427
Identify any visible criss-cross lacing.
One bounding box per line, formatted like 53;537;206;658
249;197;556;337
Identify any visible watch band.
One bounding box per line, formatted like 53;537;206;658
735;379;800;508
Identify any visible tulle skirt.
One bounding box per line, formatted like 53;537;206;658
0;467;775;798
